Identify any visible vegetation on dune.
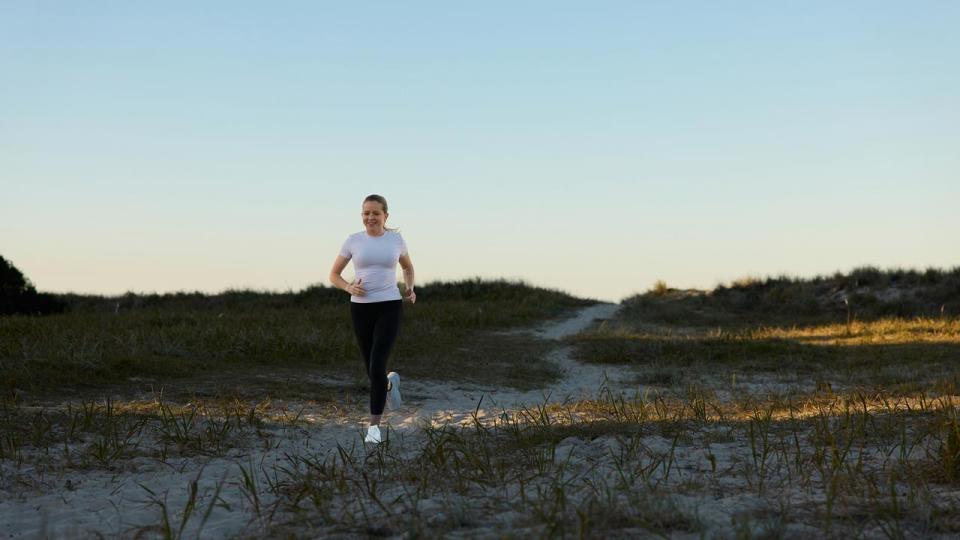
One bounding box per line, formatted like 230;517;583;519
572;317;960;396
573;266;960;388
628;265;960;328
542;265;960;537
0;278;593;398
55;277;594;314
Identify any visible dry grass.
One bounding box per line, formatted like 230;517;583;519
7;377;960;537
4;272;960;537
540;281;960;537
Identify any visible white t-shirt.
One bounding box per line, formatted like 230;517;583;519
338;230;408;303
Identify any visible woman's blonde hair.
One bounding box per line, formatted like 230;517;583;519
364;194;399;232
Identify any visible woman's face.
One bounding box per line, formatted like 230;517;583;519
361;201;388;234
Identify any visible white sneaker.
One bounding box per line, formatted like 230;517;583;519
386;371;402;409
364;425;383;444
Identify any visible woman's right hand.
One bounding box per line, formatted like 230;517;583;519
346;278;365;297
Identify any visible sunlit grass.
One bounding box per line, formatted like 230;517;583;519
758;317;960;345
570;316;960;395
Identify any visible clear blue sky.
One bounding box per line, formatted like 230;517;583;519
3;2;958;302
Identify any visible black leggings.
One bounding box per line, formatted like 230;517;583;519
350;300;402;415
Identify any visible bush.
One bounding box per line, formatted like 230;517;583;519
848;266;885;288
0;255;67;316
622;265;960;326
650;280;669;296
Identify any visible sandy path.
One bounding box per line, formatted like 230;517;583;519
392;302;623;433
0;302;623;539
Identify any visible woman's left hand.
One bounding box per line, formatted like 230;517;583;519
404;287;416;304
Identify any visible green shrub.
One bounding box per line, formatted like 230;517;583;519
0;255;67;316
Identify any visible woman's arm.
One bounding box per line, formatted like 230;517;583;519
399;254;416;304
329;255;365;297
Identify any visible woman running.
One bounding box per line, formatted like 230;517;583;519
329;194;416;444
